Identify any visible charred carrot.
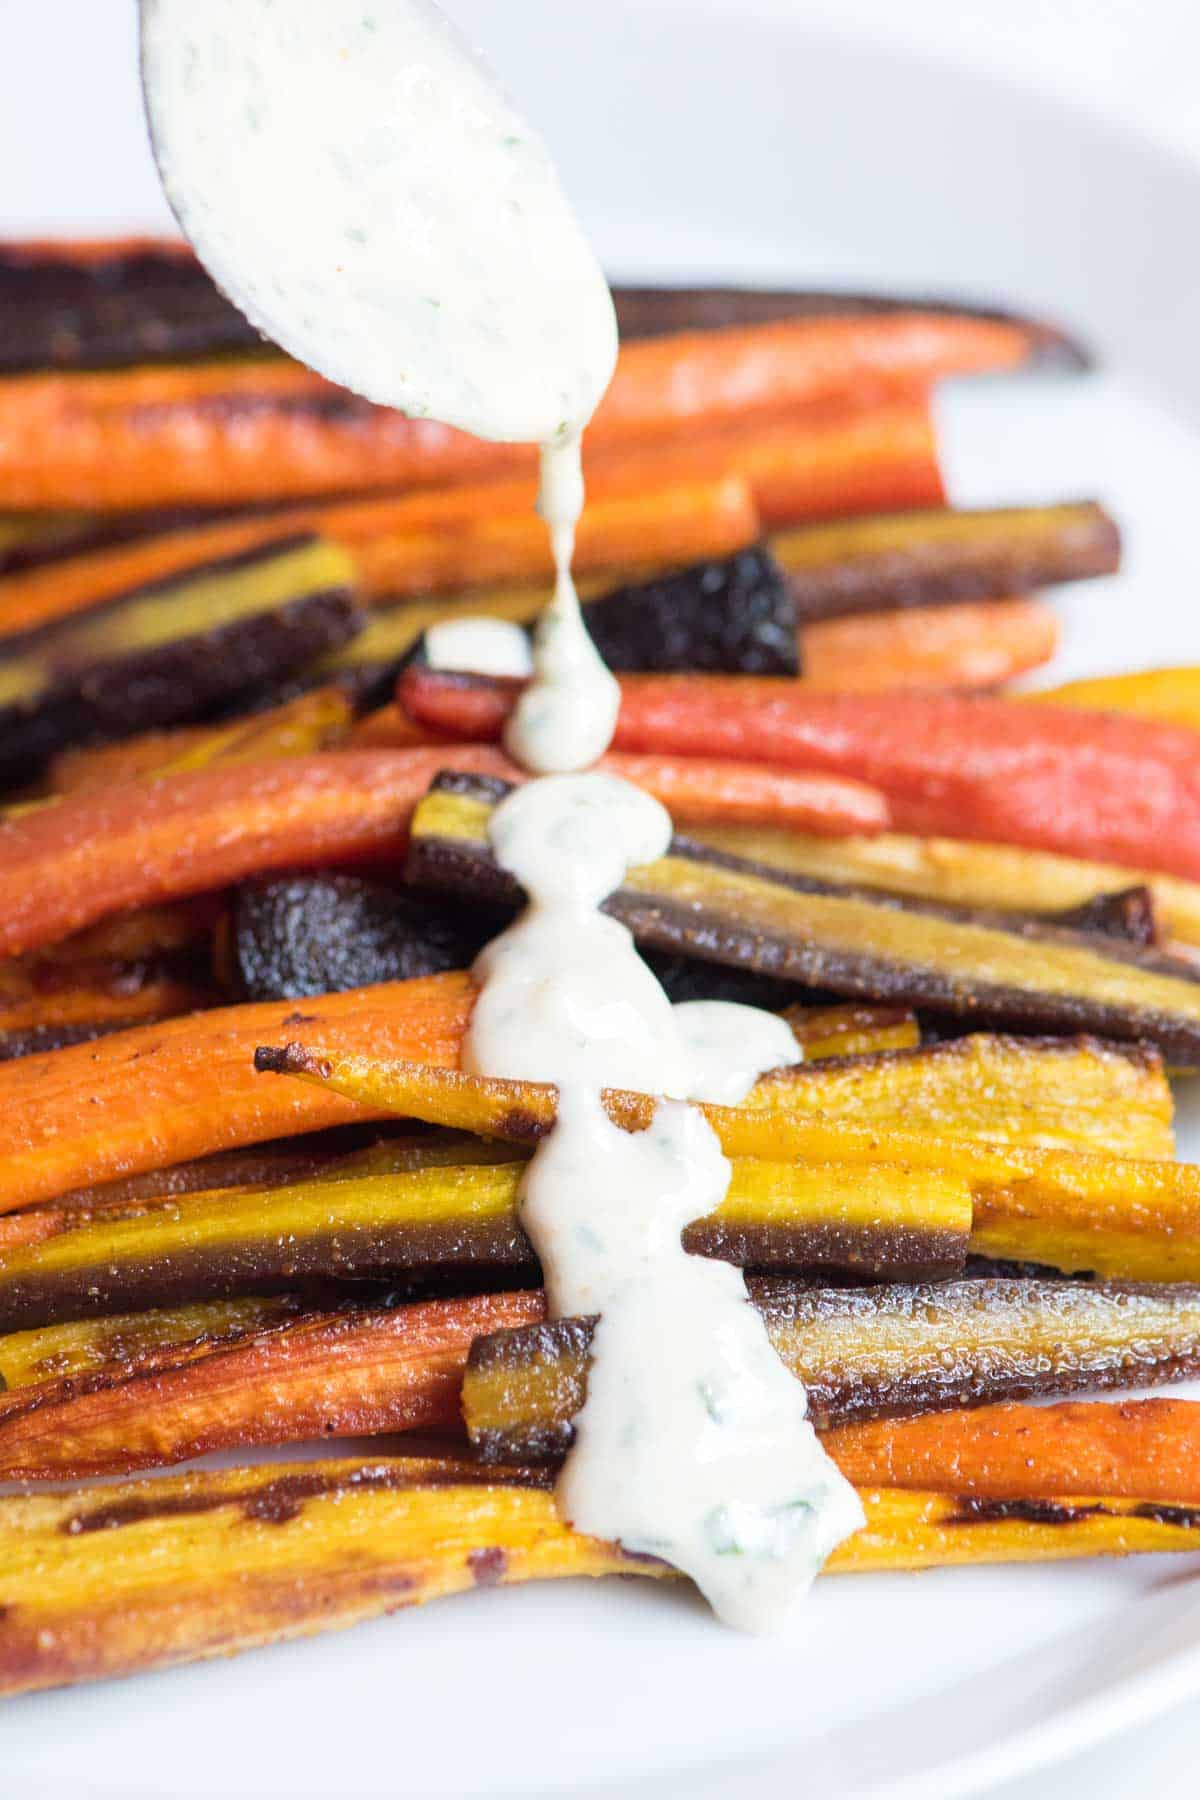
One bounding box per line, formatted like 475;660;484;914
0;360;525;510
0;311;1025;510
0;1461;1191;1696
1;241;1088;372
822;1398;1200;1503
0;748;519;959
399;674;1200;883
0;975;475;1212
609;287;1089;365
800;596;1060;691
2;240;1088;367
0;1291;542;1481
261;1047;1200;1282
0;236;261;373
4;1312;1199;1492
0;471;758;639
774;501;1120;622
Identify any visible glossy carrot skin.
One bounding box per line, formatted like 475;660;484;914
586;395;945;528
0;1291;544;1481
0;471;759;639
0;312;1023;510
0;974;476;1212
823;1398;1200;1503
0;747;515;960
801;597;1059;691
341;724;892;836
0;738;894;962
399;672;1200;883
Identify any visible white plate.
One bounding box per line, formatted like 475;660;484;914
3;4;1200;1797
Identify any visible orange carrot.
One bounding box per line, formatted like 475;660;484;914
0;361;524;509
0;1290;544;1481
823;1399;1200;1502
349;706;439;750
47;687;353;795
399;673;1200;883
601;752;889;832
0;236;197;268
0;748;515;959
0;974;475;1212
0;964;212;1041
0;312;1028;511
353;470;762;602
586;395;944;528
801;596;1060;691
0;471;758;638
48;727;215;796
346;711;892;834
0;736;892;959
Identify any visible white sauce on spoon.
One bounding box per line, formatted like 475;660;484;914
140;0;616;445
142;0;621;773
142;0;862;1630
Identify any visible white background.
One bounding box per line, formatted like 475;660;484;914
1;0;1198;1793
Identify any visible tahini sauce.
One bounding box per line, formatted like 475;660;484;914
141;0;861;1630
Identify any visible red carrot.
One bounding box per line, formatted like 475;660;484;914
0;747;514;960
398;672;1200;882
352;716;891;834
0;739;888;959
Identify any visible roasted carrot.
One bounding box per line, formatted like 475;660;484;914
0;975;475;1212
351;465;766;603
5;1302;1200;1494
586;395;945;529
0;402;934;640
0;360;521;509
0;400;938;646
48;686;354;794
348;705;439;750
774;501;1120;622
0;312;1024;511
683;824;1200;954
399;674;1200;883
801;597;1060;691
0;962;212;1046
0;471;758;639
1030;667;1200;733
0;748;519;959
0;1460;1192;1696
48;726;213;794
0;1291;542;1481
261;1047;1200;1283
2;243;1090;372
591;313;1044;440
0;742;893;959
342;726;892;836
600;752;889;832
823;1399;1200;1503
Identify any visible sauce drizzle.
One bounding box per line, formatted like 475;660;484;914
141;0;863;1631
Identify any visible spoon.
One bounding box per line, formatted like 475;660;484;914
139;0;616;445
